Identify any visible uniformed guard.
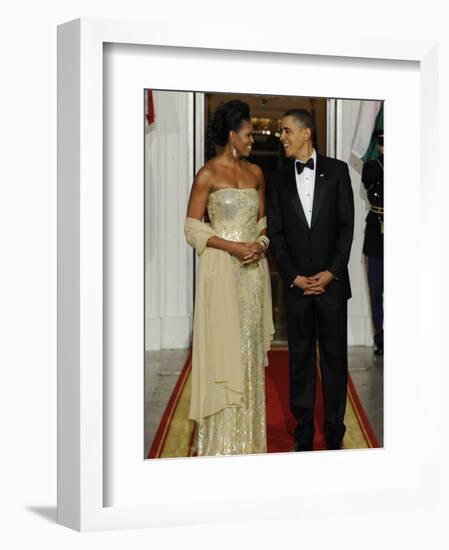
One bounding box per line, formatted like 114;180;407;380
362;131;384;356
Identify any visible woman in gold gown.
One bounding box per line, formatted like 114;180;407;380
184;100;274;456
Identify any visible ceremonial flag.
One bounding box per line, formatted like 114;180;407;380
351;101;383;161
146;90;155;125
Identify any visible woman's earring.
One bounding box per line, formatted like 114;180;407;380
231;141;238;159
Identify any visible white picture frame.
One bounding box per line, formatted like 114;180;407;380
57;17;441;531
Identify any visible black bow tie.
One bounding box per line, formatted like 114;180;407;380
295;158;314;175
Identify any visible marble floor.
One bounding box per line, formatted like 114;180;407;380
144;345;383;458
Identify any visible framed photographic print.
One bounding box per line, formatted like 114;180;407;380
143;89;384;461
57;17;440;531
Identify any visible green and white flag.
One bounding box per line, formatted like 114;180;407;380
350;101;383;171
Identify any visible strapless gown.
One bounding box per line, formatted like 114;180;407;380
195;188;267;455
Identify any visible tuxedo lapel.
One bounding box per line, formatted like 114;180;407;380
311;155;327;228
285;161;309;228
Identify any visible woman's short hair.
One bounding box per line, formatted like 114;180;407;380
211;100;251;146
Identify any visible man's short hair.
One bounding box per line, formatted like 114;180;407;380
283;109;316;134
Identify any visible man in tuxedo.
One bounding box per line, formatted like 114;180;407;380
267;109;354;451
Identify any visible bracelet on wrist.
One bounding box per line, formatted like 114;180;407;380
256;235;269;252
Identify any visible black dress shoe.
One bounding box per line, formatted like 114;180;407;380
326;440;343;450
374;345;383;356
290;442;313;452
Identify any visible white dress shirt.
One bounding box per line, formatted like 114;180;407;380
294;148;317;228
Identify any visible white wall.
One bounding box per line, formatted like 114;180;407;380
145;91;194;350
339;100;375;346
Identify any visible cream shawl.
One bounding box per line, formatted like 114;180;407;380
184;216;274;422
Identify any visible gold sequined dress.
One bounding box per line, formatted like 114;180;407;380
195;188;267;456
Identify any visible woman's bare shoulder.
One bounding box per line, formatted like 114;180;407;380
197;158;222;178
195;158;230;190
194;161;216;186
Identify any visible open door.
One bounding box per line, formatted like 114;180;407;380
194;92;329;344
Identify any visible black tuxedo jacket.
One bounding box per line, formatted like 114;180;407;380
267;155;355;300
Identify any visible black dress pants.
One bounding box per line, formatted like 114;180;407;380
366;255;384;350
285;289;348;447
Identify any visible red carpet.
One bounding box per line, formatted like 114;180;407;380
148;348;379;458
265;348;379;452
